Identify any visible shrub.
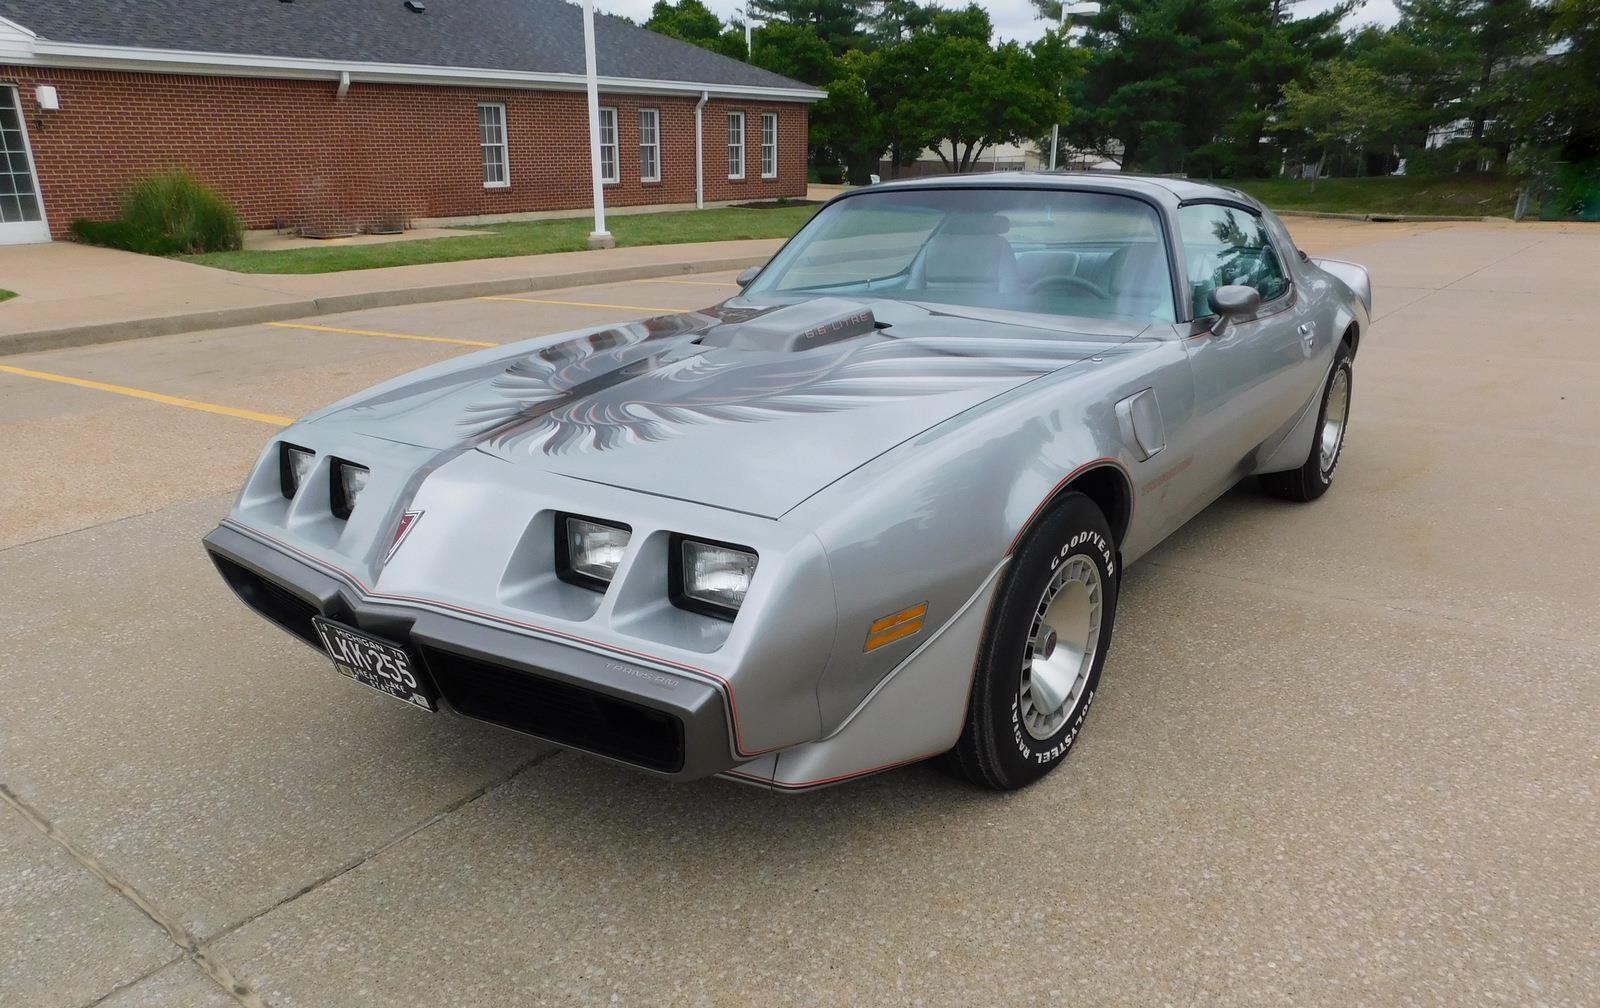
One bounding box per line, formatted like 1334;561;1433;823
816;163;844;184
69;218;186;256
1545;159;1600;221
123;171;243;252
72;172;242;255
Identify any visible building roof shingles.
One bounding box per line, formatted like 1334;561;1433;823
0;0;812;92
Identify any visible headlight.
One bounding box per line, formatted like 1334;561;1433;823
674;537;758;620
330;460;369;520
558;515;631;590
279;443;315;499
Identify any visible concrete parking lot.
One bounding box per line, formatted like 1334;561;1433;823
2;220;1596;1007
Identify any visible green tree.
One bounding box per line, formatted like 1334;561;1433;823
1372;0;1551;167
747;0;869;53
1064;0;1258;172
867;0;936;42
1548;0;1600;158
813;55;886;183
752;20;840;84
643;0;747;60
1281;60;1407;186
1217;0;1352;177
887;6;1068;172
1031;0;1352;176
1511;0;1600;163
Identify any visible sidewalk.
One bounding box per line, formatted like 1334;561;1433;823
0;238;787;356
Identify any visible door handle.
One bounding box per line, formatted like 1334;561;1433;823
1298;322;1316;336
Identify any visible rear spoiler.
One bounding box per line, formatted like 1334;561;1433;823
1310;258;1372;317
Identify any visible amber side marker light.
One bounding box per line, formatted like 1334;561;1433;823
864;602;928;652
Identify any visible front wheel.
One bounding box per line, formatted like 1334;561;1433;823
947;492;1118;791
1261;344;1353;502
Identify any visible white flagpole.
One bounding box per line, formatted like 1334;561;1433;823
582;0;614;248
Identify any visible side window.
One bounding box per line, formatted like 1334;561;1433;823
597;107;619;184
1177;203;1289;316
727;112;745;180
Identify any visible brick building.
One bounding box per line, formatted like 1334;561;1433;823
0;0;822;244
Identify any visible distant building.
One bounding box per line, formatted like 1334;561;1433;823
0;0;822;244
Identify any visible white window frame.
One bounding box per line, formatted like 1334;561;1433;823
479;102;509;189
760;112;778;179
598;106;619;185
639;107;661;183
727;111;745;180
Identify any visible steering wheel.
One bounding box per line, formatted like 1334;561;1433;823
1024;274;1111;299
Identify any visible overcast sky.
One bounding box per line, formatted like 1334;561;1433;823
595;0;1402;43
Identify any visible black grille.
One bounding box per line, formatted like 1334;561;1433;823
211;553;324;651
420;646;684;772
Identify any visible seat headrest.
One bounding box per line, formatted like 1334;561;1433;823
943;214;1010;236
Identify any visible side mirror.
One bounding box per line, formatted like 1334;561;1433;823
1208;284;1261;318
735;265;761;288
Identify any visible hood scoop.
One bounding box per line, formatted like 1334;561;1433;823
700;297;878;352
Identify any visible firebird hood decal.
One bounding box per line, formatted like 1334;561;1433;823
472;331;1107;457
312;300;1144;517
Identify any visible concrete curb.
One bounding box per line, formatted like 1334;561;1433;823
0;254;765;357
1277;210;1503;223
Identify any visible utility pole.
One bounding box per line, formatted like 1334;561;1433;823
1047;2;1101;172
581;0;614;248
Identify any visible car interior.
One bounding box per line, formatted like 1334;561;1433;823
754;193;1181;325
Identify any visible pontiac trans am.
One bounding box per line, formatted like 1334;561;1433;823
204;174;1371;791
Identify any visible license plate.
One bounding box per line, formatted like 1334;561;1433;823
311;617;435;712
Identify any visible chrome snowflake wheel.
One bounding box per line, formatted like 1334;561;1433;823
1020;554;1104;740
1319;364;1351;476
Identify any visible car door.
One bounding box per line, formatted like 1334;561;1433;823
1176;201;1316;487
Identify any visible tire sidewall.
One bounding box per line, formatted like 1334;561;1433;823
978;495;1117;787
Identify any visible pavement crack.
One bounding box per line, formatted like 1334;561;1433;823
1439;236;1548;290
0;782;272;1008
198;746;562;947
75;954;186;1008
1;504;174;555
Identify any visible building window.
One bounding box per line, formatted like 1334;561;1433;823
480;103;509;188
639;108;660;182
599;106;619;184
727;111;745;180
760;112;778;178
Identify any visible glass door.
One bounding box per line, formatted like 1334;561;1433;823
0;86;48;244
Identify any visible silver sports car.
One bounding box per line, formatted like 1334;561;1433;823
205;173;1370;791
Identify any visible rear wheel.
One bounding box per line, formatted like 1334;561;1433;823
947;493;1117;790
1261;343;1353;502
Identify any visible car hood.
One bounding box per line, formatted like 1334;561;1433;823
308;298;1142;518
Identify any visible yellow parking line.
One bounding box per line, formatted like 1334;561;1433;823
0;364;292;426
268;321;495;348
478;295;679;313
633;277;740;287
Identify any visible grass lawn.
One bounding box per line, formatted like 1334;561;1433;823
184;204;820;274
1229;174;1519;218
0;289;15;302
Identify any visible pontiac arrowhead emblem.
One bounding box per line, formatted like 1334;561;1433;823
384;510;423;564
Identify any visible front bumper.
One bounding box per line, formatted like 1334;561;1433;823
203;523;739;781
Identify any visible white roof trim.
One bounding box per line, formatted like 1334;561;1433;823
15;40;827;102
0;13;37;38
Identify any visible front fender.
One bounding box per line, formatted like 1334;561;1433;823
789;334;1184;732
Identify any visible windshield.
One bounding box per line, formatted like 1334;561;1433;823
746;187;1176;324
